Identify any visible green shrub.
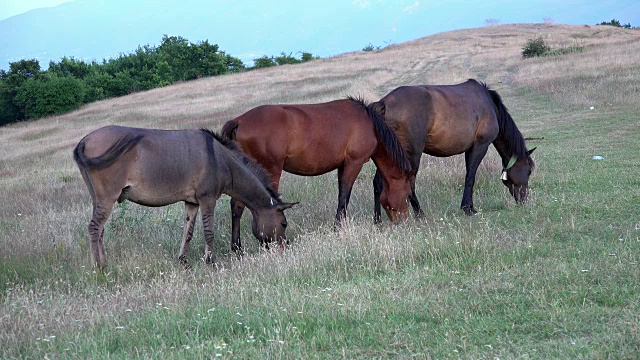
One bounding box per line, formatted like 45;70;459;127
274;52;301;65
522;37;585;59
252;56;278;68
522;37;550;58
300;52;317;62
251;51;318;70
14;75;86;119
0;35;316;125
362;43;381;52
597;19;632;29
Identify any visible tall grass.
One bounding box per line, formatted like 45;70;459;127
1;23;639;358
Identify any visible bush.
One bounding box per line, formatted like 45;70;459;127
362;43;381;52
14;75;86;119
251;52;318;70
522;37;550;58
300;52;317;62
274;52;300;65
252;56;278;69
597;19;632;29
0;35;316;125
522;37;585;59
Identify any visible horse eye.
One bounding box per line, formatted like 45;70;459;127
282;222;288;229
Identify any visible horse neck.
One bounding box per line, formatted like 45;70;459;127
492;116;528;168
220;152;275;211
493;138;516;168
372;144;407;181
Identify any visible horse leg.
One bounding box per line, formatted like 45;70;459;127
200;198;217;264
267;170;286;246
230;198;246;257
461;144;490;215
88;201;115;270
372;168;383;224
335;163;364;229
178;202;199;269
409;174;425;218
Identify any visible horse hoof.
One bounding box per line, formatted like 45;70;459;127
182;263;193;271
462;207;478;216
231;246;244;259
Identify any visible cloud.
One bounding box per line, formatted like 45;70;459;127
401;1;420;14
352;0;371;8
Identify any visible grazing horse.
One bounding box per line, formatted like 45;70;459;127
73;125;295;269
372;79;536;221
221;97;412;253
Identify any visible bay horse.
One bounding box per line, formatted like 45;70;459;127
221;97;412;253
372;79;536;221
73;125;295;269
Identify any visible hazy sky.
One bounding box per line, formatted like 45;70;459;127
0;0;72;21
2;0;639;24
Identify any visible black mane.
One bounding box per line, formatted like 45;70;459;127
480;82;531;164
346;95;412;174
200;128;282;201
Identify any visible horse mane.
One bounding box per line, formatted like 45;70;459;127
200;128;282;201
346;95;412;174
480;82;533;167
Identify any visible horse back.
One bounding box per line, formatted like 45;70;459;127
78;126;216;206
230;99;377;175
383;80;499;157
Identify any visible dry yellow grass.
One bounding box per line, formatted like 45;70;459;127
2;23;637;169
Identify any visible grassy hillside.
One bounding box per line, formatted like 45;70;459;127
1;23;639;358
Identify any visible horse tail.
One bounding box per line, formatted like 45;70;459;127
481;82;527;160
349;96;412;174
221;119;239;141
73;133;144;170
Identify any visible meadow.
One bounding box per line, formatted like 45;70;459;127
1;23;639;358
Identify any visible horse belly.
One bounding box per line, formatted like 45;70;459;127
283;150;344;176
424;129;475;157
124;154;201;207
282;124;358;175
121;181;197;206
123;181;196;207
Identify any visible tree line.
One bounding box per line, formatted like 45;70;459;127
0;35;318;126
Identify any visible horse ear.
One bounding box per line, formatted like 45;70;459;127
527;147;537;156
276;202;298;211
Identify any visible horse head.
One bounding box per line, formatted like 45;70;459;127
380;174;412;223
251;201;297;250
501;147;536;203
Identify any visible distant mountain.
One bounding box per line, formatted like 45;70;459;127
0;0;438;70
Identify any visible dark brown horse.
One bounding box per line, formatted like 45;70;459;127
372;79;536;221
73;125;295;269
221;97;412;253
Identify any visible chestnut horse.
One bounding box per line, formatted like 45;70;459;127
73;125;295;269
372;79;536;221
221;97;412;254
